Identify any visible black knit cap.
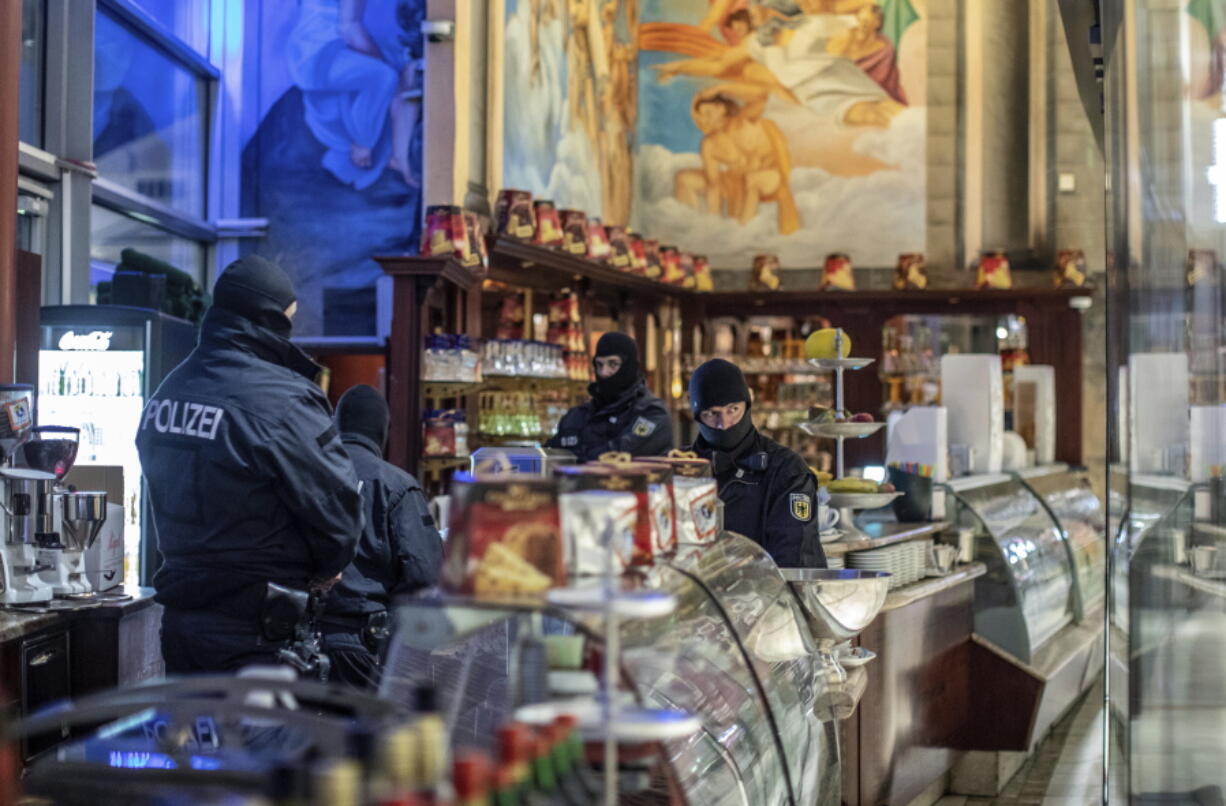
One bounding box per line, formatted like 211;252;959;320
336;384;390;452
688;358;751;415
212;255;297;336
591;332;640;404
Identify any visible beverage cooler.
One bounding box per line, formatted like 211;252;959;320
36;306;198;586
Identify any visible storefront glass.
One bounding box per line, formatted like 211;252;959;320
1104;1;1226;799
19;0;44;147
90;204;206;287
129;0;212;56
93;8;208;218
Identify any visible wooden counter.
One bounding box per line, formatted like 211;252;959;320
841;562;985;805
0;587;162;762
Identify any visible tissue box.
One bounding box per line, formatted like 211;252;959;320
886;406;949;481
940;355;1003;474
1014;365;1056;465
85;503;125;591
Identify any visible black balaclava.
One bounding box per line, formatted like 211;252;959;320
336;384;390;453
689;358;754;451
212;255;297;338
591;332;641;405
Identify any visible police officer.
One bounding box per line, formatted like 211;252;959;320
137;256;364;674
546;332;673;461
321;384;443;690
688;358;826;568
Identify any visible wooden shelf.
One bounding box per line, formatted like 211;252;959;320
696;285;1095;317
422;380;484;399
375;254;483;291
486;236;689;299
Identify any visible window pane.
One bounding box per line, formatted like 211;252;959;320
93;9;207;217
128;0;212;57
20;0;45;146
90;205;206;290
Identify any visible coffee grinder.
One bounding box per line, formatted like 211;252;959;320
21;426;108;598
0;385;56;605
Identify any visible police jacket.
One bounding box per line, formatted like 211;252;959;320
137;307;363;612
692;427;826;569
545;382;673;462
324;434;443;619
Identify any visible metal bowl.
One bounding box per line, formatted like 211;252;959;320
779;568;891;643
60;492;107;551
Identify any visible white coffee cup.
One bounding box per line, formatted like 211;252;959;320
818;503;840;532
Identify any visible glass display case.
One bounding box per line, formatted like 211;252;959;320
944;475;1075;663
1016;466;1108;620
380;533;840;806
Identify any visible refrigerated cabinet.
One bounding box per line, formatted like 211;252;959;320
37;306;197;586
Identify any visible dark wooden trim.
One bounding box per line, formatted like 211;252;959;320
487;236;690;300
0;0;21;382
14;251;42;387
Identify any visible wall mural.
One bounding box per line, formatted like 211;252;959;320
502;0;641;225
503;0;927;270
241;0;425;336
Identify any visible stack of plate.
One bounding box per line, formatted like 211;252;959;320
847;546;901;588
827;555;845;569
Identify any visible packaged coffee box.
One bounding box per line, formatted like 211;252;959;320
658;246;684;284
560;209;589;255
751;254;782;291
559;490;639;576
587;218;612;261
894;253;927;290
555;456;675;566
821;253;854;291
977;249;1012;290
627;233;648;275
495;189;536;239
422;205;470;262
533;200;564;247
443;473;564;598
606;226;632;268
642;239;664;279
678;252;697;289
693;255;714;292
463;211;489;273
639;452;720;545
1055;249;1089;288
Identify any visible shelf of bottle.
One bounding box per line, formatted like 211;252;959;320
421;380;484;399
419;456;470;471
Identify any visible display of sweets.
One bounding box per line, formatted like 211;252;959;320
894;253;928;290
692;255;715;291
560;209;589;255
483;339;570;379
586;218;612;261
533;200;564;247
559;489;639;575
423;409;469;458
639;452;720;545
821;253;854;291
751;254;782;291
606;225;632;269
422;334;482;383
977;249;1013;289
677;252;697;289
443;474;564;597
477;390;570;439
555;456;676;566
659;246;686;284
495;188;536;239
1054;249;1089;288
463;211;490;272
422;205;471;263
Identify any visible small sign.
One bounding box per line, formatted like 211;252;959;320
58;330;114;351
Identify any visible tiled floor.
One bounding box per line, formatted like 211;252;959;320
936;680;1106;806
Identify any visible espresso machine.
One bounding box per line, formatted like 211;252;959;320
20;426;108;598
0;385;56;605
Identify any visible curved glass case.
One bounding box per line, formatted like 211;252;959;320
1018;468;1108;619
946;475;1075;663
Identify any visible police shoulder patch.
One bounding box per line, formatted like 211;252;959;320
631;416;657;438
790;492;812;522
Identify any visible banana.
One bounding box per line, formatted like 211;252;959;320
828;478;879;494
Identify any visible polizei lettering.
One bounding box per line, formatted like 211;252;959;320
141;399;225;440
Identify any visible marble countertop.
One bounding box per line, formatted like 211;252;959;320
881;561;986;612
0;586;158;644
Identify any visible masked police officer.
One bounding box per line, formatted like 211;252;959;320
137;256;364;674
321;384;442;690
688;358;826;568
546;332;673;462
